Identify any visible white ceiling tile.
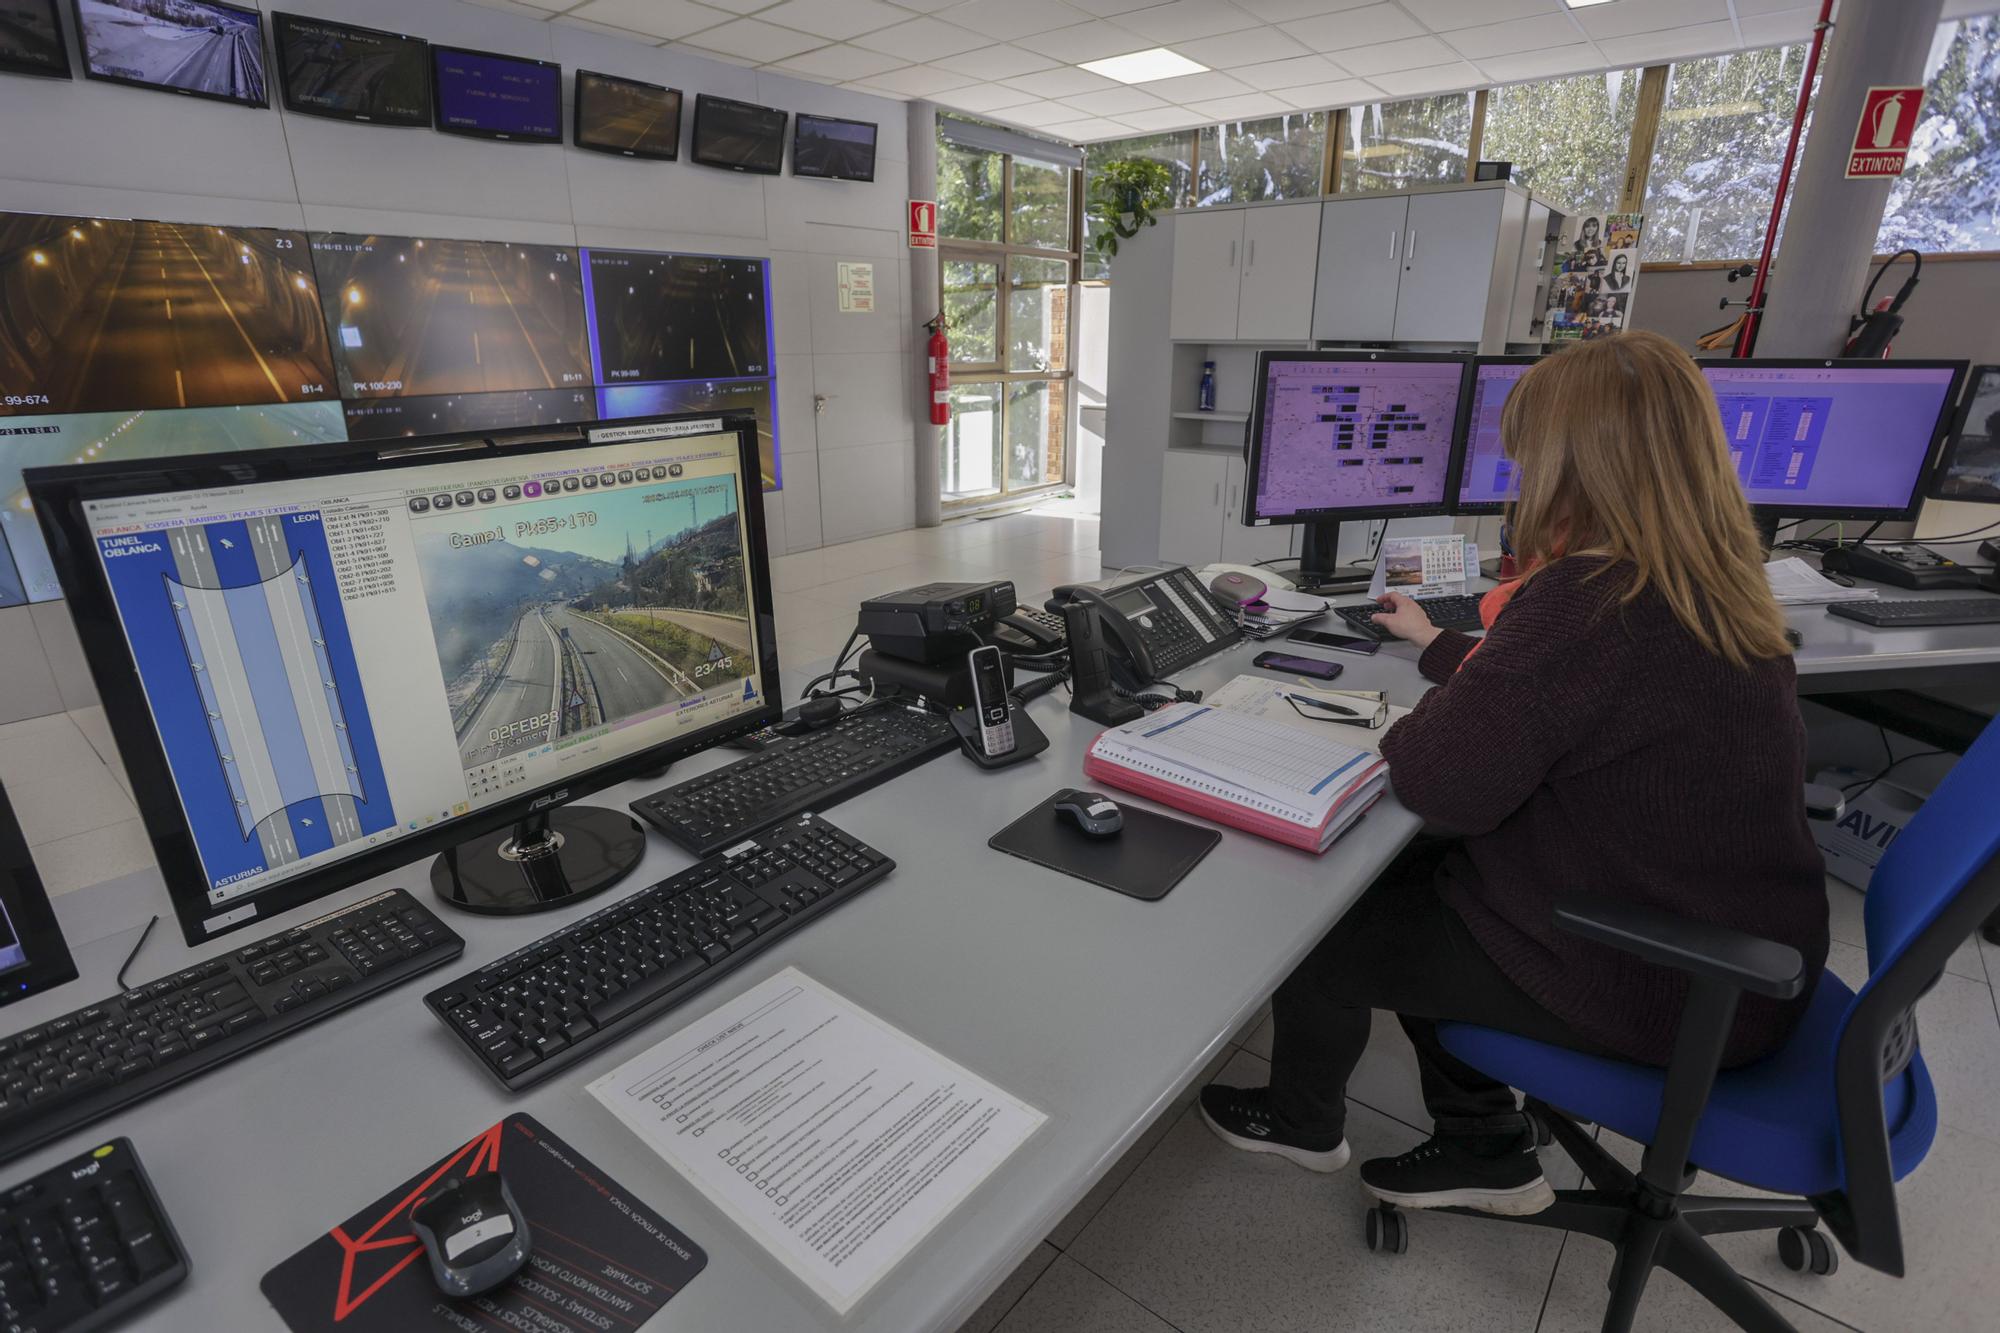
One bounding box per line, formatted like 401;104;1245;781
469;0;569;15
1115;105;1205;131
1331;35;1459;76
751;0;910;41
855;63;976;95
692;0;786;12
1061;84;1169;115
1733;0;1811;12
1229;53;1347;89
1014;21;1153;63
1370;62;1483;97
564;0;736;41
1277;77;1383;109
1443;12;1586;59
1186;25;1313;68
1142;69;1255;101
1063;0;1165;14
1281;3;1426;52
1233;0;1381;21
934;81;1045;111
1596;20;1741;66
931;43;1061;78
881;0;959;10
1186;92;1297;121
852;16;990;60
1045;116;1135;140
679;44;763;67
1398;0;1564;27
1000;99;1090;126
938;0;1094;42
1575;0;1730;41
679;18;827;61
769;42;910;80
1115;1;1263;44
1736;8;1822;47
1002;65;1119;97
1476;44;1608;85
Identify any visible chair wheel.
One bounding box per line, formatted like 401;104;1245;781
1778;1226;1838;1276
1528;1110;1554;1149
1365;1204;1407;1255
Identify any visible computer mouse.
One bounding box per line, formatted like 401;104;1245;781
410;1172;532;1299
1053;788;1123;837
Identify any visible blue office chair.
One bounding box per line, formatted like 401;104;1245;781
1366;715;2000;1333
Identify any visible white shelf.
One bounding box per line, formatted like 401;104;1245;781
1173;410;1247;423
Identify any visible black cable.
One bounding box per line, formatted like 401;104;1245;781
115;915;159;992
798;630;862;701
1856;249;1921;323
1854;517;2000;545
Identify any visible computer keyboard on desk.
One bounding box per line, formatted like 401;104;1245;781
631;700;956;856
425;813;893;1091
1335;593;1486;639
1826;596;2000;628
0;889;462;1168
0;1138;187;1332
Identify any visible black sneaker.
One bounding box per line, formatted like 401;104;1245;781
1198;1085;1351;1173
1359;1120;1554;1215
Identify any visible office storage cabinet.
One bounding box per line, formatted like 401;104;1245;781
1158;451;1295;568
1311;186;1527;346
1168;203;1320;342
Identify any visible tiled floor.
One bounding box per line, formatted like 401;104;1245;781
7;512;1998;1332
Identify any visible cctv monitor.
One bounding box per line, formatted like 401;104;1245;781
273;12;429;127
26;414;781;943
792;113;877;182
1243;350;1471;590
0;778;78;1007
430;45;560;143
573;69;680;160
1928;364;2000;505
690;94;786;175
73;0;267;106
1452;356;1537;514
1;0;69;78
1699;360;1967;529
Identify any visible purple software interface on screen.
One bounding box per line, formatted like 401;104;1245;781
1457;360;1531;505
434;49;560;139
1251;358;1463;517
1701;363;1959;509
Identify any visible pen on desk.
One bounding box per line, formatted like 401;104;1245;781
1284;688;1359;717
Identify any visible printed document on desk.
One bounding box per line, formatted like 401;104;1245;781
586;967;1046;1315
1205;674;1410;753
1765;556;1879;605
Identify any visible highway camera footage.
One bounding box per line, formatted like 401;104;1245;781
588;251;769;384
341;388;597;442
412;478;751;769
575;73;680;157
0;214;338;417
794;116;876;181
274;14;428;125
313;234;592;400
597;377;778;490
0;0;68;76
78;0;266;105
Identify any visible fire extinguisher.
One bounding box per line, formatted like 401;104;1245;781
925;315;950;427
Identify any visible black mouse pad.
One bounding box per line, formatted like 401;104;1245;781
989;793;1221;901
261;1113;705;1332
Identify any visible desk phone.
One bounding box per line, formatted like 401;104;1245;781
1048;566;1244;686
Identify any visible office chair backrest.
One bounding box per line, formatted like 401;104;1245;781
1827;717;2000;1274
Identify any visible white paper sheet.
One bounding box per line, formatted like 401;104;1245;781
586;968;1046;1315
1764;556;1880;605
1205;673;1410;753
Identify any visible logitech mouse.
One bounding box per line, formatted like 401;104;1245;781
1053;788;1123;837
410;1172;532;1299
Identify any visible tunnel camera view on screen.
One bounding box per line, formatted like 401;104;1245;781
1933;368;2000;503
792;114;877;182
75;0;267;105
342;388;596;442
1700;364;1961;510
272;12;429;126
574;71;680;159
431;45;560;142
692;94;786;174
2;402;348;603
1253;358;1461;516
599;378;777;490
0;214;337;418
312;234;591;400
82;430;766;905
0;0;69;76
1457;361;1532;506
587;251;769;384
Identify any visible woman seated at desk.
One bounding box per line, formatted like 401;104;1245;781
1202;331;1829;1215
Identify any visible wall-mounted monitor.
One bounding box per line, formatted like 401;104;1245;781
584;250;770;385
273;11;428;127
1929;363;2000;505
691;93;786;175
341;387;597;441
430;44;560;142
73;0;267;106
598;378;778;491
0;0;70;78
792;113;877;183
573;69;680;160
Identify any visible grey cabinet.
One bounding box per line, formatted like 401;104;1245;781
1169;210;1245;342
1159;451;1295;568
1312;193;1408;342
1170;204;1322;342
1310;185;1527;347
1391;189;1508;344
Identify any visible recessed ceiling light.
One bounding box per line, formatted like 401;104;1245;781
1563;0;1616;8
1080;48;1208;85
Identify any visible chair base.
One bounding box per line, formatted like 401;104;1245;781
1370;1101;1829;1333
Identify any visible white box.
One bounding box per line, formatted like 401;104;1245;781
1811;765;1924;891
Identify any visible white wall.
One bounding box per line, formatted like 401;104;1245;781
0;0;923;724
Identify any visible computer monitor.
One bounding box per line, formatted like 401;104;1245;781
1452;355;1537;514
430;45;561;143
1928;363;2000;505
573;70;681;160
0;778;78;1007
73;0;267;107
1242;350;1471;589
273;12;431;128
1698;359;1966;529
27;414;782;943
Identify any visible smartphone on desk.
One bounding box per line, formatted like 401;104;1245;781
1252;651;1346;682
1287;626;1381;655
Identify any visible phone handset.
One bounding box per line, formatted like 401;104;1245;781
1051;585;1157;689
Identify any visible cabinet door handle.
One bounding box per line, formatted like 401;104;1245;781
1388;228;1398;261
1226;481;1238;510
1246;238;1256;267
1406;228;1417;261
1213;483;1221;506
1228;239;1238;268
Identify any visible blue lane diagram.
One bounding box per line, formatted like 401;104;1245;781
97;512;394;897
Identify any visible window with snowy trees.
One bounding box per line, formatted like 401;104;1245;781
1338;95;1475;194
1878;15;2000;253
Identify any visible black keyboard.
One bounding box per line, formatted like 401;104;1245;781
0;890;461;1168
1827;596;2000;627
0;1139;187;1332
1335;593;1486;639
631;701;956;856
426;814;892;1091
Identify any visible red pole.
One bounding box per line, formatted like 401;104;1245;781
1734;0;1837;358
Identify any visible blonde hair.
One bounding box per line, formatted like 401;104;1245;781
1501;330;1792;668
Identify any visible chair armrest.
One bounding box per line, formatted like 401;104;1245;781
1554;895;1808;1001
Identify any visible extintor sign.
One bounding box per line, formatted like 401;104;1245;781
1846;85;1924;178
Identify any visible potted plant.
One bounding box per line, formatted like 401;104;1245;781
1086;158;1176;259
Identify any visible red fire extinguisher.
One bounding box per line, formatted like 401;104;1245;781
925;315;950;426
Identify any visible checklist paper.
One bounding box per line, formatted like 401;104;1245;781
587;967;1046;1314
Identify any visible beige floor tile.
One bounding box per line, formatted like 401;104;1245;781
29;818;157;895
992;1255;1175;1333
955;1242;1059;1333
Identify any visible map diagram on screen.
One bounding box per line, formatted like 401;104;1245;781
1255;368;1459;514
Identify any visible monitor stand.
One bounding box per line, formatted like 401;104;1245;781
430;805;646;916
1291;520;1374;594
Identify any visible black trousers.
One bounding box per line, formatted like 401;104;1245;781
1268;838;1601;1140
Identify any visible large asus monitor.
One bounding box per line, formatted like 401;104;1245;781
1928;363;2000;505
792;113;877;182
1242;350;1470;588
0;778;78;1006
430;45;560;143
1;0;69;78
74;0;267;107
573;69;680;160
27;414;782;943
691;94;786;175
273;11;429;127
